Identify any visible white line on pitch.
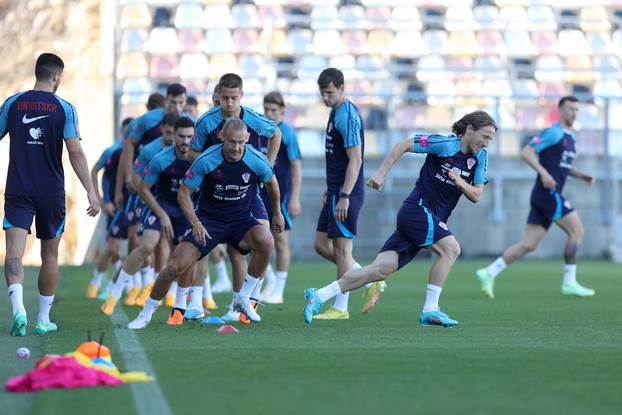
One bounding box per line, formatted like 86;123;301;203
110;307;173;415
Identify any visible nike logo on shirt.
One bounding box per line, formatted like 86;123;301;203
22;114;49;124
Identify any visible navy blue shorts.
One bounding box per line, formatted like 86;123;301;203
316;192;363;239
124;193;146;226
143;209;190;245
379;199;453;270
528;190;574;230
182;215;260;259
108;208;129;239
251;191;269;221
3;194;66;240
261;189;293;231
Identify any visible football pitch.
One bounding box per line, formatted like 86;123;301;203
1;260;620;415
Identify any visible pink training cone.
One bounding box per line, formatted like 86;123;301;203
217;325;239;333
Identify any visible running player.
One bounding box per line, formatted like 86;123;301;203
100;115;186;317
86;117;133;298
1;53;100;336
304;110;497;327
127;118;284;329
191;73;282;322
259;91;302;304
312;68;378;321
476;96;595;298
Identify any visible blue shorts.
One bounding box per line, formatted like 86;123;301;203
261;188;293;230
3;194;66;240
108;209;129;239
251;191;269;221
182;215;260;258
143;208;190;245
379;199;453;270
316;192;363;239
124;193;146;226
528;190;574;230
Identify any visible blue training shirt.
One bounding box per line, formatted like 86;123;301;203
324;99;365;195
0;90;80;197
182;144;273;222
143;146;191;215
192;106;277;154
134;137;166;175
408;134;488;222
527;123;576;195
128;109;193;158
95;142;123;203
273;121;301;195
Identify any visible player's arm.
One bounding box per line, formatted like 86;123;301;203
65;139;100;217
266;127;282;166
288;159;302;218
115;138;136;198
521;145;556;190
90;164;103;204
569;168;595;185
334;145;362;222
265;175;285;233
138;178;173;240
447;170;485;203
367;138;412;192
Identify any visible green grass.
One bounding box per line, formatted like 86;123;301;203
1;260;621;415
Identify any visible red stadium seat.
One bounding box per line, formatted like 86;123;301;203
150;54;179;79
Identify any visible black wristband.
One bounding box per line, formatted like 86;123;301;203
339;191;350;199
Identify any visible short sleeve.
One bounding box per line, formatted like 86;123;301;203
95;147;113;169
0;98;11;138
129;115;147;143
282;124;302;161
334;104;362;148
192;119;209;151
245;147;274;183
413;134;459;156
528;126;564;153
473;150;489;185
182;159;207;190
244;108;278;139
142;157;165;186
59;100;80;139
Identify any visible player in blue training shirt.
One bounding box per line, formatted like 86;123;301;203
304;110;497;327
477;96;596;298
191;73;282;322
311;68;379;321
127;119;285;329
0;53;100;336
86;117;133;299
259;91;302;304
101;116;191;317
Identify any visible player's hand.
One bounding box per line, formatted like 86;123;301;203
103;202;115;216
366;172;385;192
447;169;463;187
86;191;101;217
288;198;301;218
192;222;211;246
271;212;285;234
159;214;174;241
583;174;595;186
540;172;557;190
335;197;349;222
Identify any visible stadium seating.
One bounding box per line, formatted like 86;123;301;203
115;1;622;157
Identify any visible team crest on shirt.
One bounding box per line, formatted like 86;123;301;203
438;222;448;230
242;173;251;183
148;215;156;225
327;122;333;133
467;158;476;170
564;200;572;209
112;225;119;234
127;212;134;221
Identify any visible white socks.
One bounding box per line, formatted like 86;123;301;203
273;271;288;297
141;266;154;286
37;294;54;323
8;283;25;315
142;297;160;319
214;259;229;285
486;257;507;278
265;264;276;286
238;274;260;302
317;281;342;303
189;286;203;310
563;264;577;286
250;277;264;300
173;286;189;310
167;281;178;297
422;284;442;313
112;270;133;299
331;261;360;312
91;270;105;287
132;272;142;288
203;275;213;299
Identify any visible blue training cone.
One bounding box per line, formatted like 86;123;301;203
201;316;226;325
